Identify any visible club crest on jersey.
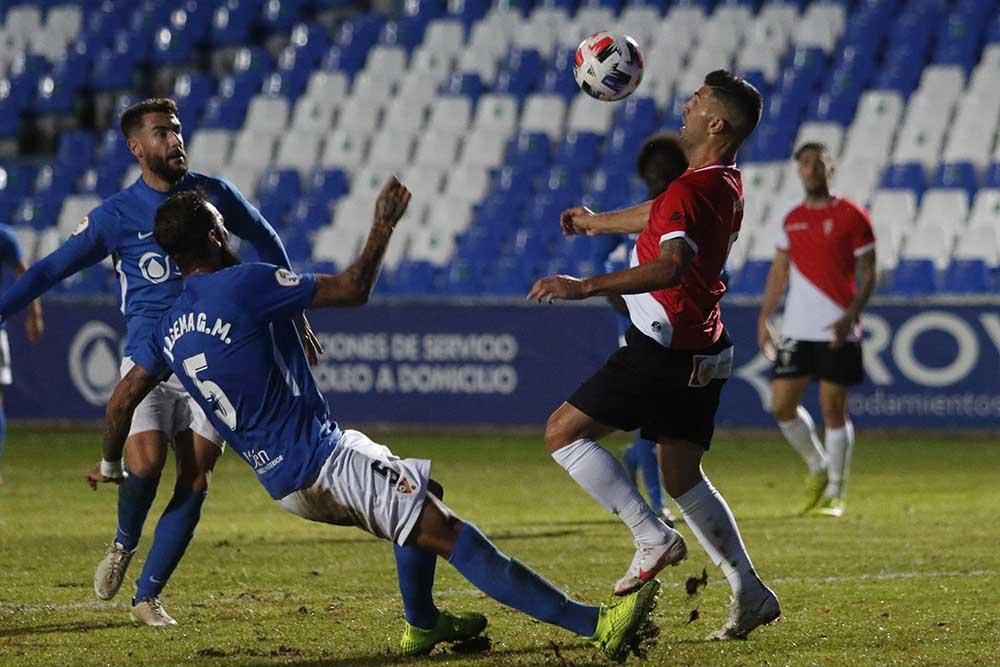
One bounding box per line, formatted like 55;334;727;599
823;219;834;236
275;268;300;287
396;476;416;495
73;216;90;236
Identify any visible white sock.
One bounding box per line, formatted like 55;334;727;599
824;421;854;498
552;439;668;546
675;476;756;596
777;406;827;475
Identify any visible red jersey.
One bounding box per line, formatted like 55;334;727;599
623;164;743;351
776;197;875;342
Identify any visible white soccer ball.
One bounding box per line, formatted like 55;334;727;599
573;31;644;102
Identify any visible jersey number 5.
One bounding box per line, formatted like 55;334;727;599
183;353;238;430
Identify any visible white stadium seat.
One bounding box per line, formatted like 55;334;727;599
869;190;917;230
456;47;498;85
312;223;366;267
57;195;102;239
302;71;349;109
742;162;785;198
336;98;382;135
408;224;457;266
427;96;472;135
737;41;783;83
900;224;952;267
46;5;82;41
520;94;567;141
664;6;706;41
427;196;474;235
566;95;615;134
218;165;260;199
368;129;416;170
244;95;289;135
969;189;1000;227
615;6;662;49
14;227;37;264
460;129;507;168
915;189;969;237
473;94;519;136
384;99;428;134
186;129;232;173
401;165;445;201
289;96;337;135
413;129;462;169
350;70;396;105
422;19;465;58
229;132;276;170
319;130;369;171
396;70;444;108
559;7;616;49
872;222;901;271
954;224;1000;264
444;165;491;203
833;156;882;205
467;20;509;60
917;65;966;108
794;122;845;157
364;46;408;84
411;46;456;83
274;131;321;176
512;20;558;58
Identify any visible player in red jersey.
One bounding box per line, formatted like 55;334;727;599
758;142;876;518
529;70;780;640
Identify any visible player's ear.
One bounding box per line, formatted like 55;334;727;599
127;136;142;160
707;113;726;136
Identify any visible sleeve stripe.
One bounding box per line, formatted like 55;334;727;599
660;231;699;254
853;241;876;257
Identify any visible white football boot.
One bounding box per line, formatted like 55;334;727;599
131;597;177;627
94;542;135;600
613;527;687;596
708;577;781;640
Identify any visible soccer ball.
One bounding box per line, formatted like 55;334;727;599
573;31;644;102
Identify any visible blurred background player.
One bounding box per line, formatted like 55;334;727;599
531;70;780;640
89;180;661;661
0;98;315;625
597;133;688;526
757;142;876;518
0;223;43;483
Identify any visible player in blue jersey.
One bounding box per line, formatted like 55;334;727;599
0;224;44;482
0;98;318;625
86;178;661;660
589;133;688;526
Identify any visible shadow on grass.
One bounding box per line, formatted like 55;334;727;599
0;618;133;638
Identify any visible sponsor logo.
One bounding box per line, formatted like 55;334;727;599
68;321;122;406
73;216;90;236
670;211;683;221
275;268;301;287
138;231;155;240
139;252;172;284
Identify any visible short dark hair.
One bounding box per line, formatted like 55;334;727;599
704;70;763;142
154;190;218;266
120;98;179;138
636;132;688;194
794;142;831;161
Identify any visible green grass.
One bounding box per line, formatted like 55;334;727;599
1;427;999;666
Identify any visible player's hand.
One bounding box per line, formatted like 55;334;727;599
374;176;411;228
86;463;125;490
528;274;589;303
560;206;596;236
295;313;323;366
825;314;854;349
757;318;777;361
25;312;44;344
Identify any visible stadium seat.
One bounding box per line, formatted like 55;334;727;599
337;97;382;135
319;131;369;171
274;131;321;177
427;96;472;134
869;189;918;230
400;164;444;201
566;96;615;134
880;163;926;195
187;130;233;175
932;162;978;199
369;129;417;170
915;189;969;238
413;128;461;170
968;188;1000;227
892;258;937;295
472;94;519;136
460;129;507;169
943;259;992;293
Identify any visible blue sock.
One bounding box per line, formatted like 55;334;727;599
622;441;637;481
134;485;206;601
115;468;160;551
394;544;439;629
634;438;664;512
448;523;599;637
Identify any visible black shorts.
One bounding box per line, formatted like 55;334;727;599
772;339;864;386
568;326;732;449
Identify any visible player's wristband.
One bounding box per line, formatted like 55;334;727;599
100;459;124;479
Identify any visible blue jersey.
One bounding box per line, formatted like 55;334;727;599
132;263;338;499
0;224;23;329
0;172;290;356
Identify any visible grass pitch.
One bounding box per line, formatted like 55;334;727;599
1;426;998;666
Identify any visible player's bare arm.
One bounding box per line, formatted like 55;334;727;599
13;260;43;343
757;249;790;354
560;201;652;236
529;238;694;303
86;364;161;489
827;249;876;348
311;177;411;309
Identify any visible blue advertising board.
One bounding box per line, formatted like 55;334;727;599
4;299;998;428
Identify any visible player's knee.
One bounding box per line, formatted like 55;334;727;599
125;458;164;480
428;479;444;500
543;413;573;452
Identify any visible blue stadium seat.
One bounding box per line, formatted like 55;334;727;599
6;54;48;109
14;198;55;230
150;22;196;67
0;164;38;204
555;131;601;167
729;260;771;295
305;168;350;206
91;46;137;91
404;0;446;21
288;21;332;66
892;258;937;295
444;72;484;103
984;163;1000;189
173;73;216;129
280;227;314;263
288;200;330;231
807;87;860;125
616;96;658;139
482;256;533;296
507;133;551;172
943;259;992;293
56;131;96;173
259;0;304;34
378;18;426;52
447;0;489;29
538;67;578;100
77;164;128;199
257;168;302;213
33;73;78;115
932;162;978;200
0;85;17;138
661;96;686;130
320;44;366;76
210;0;257;47
881;163;926;196
392;260;439;295
33;163;75;201
200;95;248;130
538;165;584;198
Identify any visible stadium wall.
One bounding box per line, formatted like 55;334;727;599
6;297;999;429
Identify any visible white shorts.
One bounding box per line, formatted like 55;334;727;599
0;329;11;386
278;429;431;546
120;357;222;446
